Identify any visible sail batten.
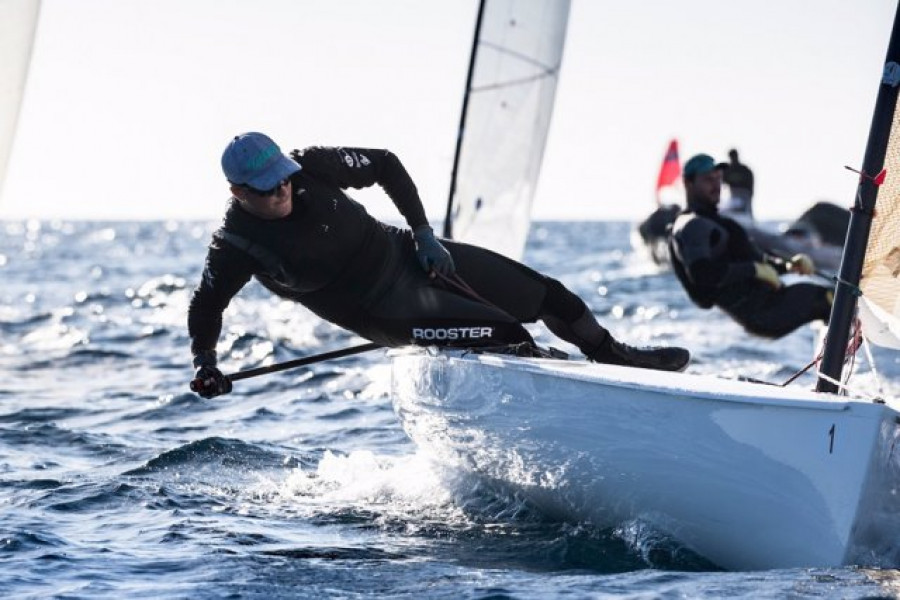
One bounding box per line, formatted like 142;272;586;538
444;0;571;261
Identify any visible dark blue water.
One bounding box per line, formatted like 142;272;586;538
2;220;899;599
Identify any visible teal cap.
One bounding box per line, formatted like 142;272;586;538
683;153;725;178
221;132;301;189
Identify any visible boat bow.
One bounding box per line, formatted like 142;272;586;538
391;348;900;570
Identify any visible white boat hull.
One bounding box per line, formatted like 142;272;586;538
390;348;900;570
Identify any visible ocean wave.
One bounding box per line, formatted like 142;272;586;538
125;437;288;477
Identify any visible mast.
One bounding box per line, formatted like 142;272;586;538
443;0;486;239
817;4;900;393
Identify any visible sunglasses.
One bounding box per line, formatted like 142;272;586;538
240;178;290;197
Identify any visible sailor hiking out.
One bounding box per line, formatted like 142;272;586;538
667;153;832;338
188;133;691;397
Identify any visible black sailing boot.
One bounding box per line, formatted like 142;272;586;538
587;337;690;372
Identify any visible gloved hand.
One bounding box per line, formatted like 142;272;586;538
413;225;455;278
754;262;782;290
787;253;815;275
190;365;232;399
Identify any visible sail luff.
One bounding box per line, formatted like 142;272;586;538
0;0;42;203
443;0;487;239
817;3;900;394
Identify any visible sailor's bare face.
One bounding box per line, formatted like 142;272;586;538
686;170;722;207
231;180;293;219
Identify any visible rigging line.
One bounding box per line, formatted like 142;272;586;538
432;271;529;330
432;272;558;358
434;271;503;312
479;40;560;72
471;69;561;93
861;337;888;399
814;370;850;395
781;357;819;387
813;367;883;403
843;318;865;385
781;318;864;387
760;247;836;283
834;276;863;297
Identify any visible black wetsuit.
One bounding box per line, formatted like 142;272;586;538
188;146;594;360
723;163;754;196
723;162;755;215
667;202;831;338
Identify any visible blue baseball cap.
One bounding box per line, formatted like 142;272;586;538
683;153;726;178
221;132;301;189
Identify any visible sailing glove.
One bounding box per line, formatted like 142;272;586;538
189;351;231;398
787;253;815;275
754;262;782;290
413;226;456;278
190;365;232;399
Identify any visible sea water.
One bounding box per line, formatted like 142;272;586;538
2;219;899;599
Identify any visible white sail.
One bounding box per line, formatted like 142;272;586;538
445;0;570;261
859;100;900;348
0;0;41;203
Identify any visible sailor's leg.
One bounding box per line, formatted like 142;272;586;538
724;283;832;339
446;241;689;370
540;279;690;371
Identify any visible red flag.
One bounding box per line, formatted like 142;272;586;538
655;139;681;205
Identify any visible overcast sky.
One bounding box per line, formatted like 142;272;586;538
1;0;897;222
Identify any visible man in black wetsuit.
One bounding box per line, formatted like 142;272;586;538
189;132;691;397
667;153;832;338
721;148;755;218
